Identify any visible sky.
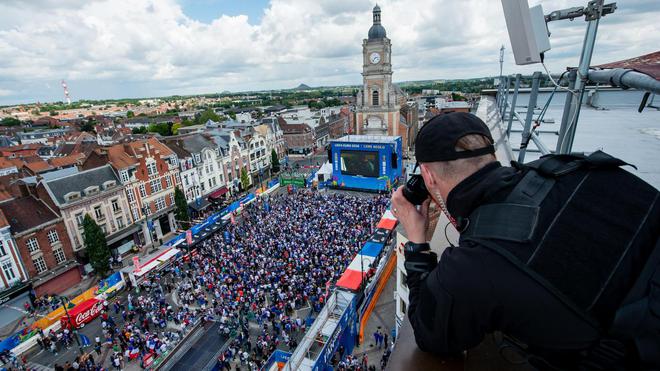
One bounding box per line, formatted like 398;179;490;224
0;0;658;105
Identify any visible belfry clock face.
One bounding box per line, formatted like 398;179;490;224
369;52;381;64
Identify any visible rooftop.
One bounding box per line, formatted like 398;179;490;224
44;165;119;206
0;196;59;234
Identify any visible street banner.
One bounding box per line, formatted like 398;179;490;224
133;256;141;273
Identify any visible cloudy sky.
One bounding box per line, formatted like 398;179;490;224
0;0;658;105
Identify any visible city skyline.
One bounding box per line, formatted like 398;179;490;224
0;0;658;105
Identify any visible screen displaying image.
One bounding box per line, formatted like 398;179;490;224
340;150;380;177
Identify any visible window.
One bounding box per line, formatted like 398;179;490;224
165;176;172;188
143;203;152;216
100;224;107;235
53;247;66;264
75;213;84;228
33;256;47;274
111;199;120;213
47;230;59;245
147;161;158;176
26;238;39;253
400;299;407;315
116;217;124;230
150;179;162;193
94;205;105;220
2;261;16;281
119;170;130;183
155;197;166;211
126;188;136;203
169;193;175;205
139;184;147;198
208;179;213;189
131;206;140;221
0;242;6;257
372;90;379;106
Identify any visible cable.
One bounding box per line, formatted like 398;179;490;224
541;60;578;96
444;222;455;248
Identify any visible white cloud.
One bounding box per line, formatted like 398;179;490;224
0;0;658;104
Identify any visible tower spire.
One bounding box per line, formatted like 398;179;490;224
373;4;381;24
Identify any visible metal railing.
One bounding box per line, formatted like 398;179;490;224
496;72;553;163
494;67;660;164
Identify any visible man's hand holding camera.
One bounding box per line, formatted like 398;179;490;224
391;187;431;244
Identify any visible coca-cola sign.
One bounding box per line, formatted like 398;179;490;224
67;300;104;328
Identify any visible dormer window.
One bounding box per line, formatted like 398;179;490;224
84;186;99;196
102;180;116;189
64;192;81;202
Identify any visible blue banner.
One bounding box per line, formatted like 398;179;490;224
313;295;358;370
0;334;20;352
98;272;122;291
262;350;292;371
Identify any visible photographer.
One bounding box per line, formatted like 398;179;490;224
391;112;660;370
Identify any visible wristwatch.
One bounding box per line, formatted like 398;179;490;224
404;241;430;254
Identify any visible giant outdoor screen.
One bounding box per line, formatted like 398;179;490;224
340;150;379;178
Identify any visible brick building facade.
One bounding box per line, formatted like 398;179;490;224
278;117;315;155
0;197;80;295
82;138;179;246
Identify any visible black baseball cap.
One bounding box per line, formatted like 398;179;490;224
415;112;495;163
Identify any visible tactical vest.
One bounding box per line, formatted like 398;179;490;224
460;151;660;369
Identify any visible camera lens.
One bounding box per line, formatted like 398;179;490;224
402;174;429;205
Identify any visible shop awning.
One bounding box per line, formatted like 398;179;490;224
336;269;366;291
208;187;229;199
360;242;384;258
376;218;397;230
347;254;375;272
190;198;212;211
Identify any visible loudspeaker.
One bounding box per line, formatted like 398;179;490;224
327;148;332;162
391;153;398;169
318;174;325;182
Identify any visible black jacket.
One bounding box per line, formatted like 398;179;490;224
406;162;602;361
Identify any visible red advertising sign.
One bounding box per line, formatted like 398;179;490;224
143;353;154;367
61;298;103;329
133;256;141;272
186;230;193;245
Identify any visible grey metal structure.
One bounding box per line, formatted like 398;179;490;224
495;0;660;162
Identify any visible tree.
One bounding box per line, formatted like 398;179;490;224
240;167;250;191
0;117;21;126
79;119;96;133
194;109;220;126
132;127;147;134
171;122;182;135
82;214;111;277
271;149;280;173
126;110;135;118
174;187;190;229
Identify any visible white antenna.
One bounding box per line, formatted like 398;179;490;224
499;44;505;78
61;80;71;105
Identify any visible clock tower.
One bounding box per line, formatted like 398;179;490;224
356;5;401;137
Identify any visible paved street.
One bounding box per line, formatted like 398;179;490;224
351;267;397;369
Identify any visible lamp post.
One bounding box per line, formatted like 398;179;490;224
59;296;81;348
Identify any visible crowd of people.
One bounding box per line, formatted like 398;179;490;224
8;188;387;371
184;189;389;369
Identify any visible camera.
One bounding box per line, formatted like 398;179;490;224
402;174;429;205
